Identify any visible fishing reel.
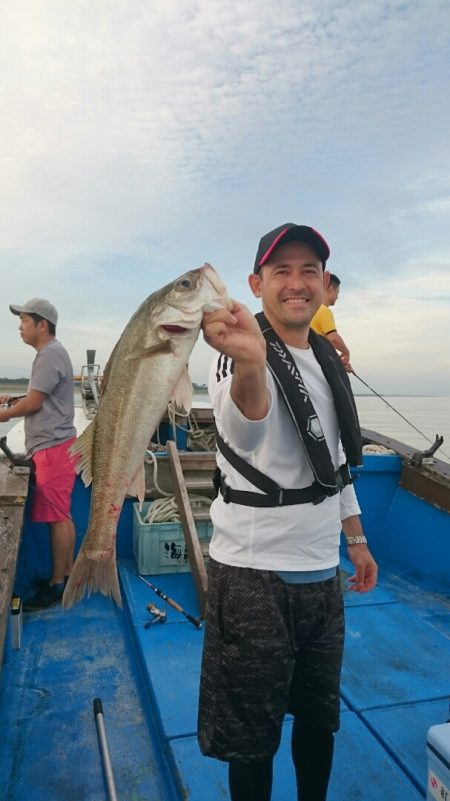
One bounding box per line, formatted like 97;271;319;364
144;602;167;629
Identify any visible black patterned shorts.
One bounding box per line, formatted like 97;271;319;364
197;558;344;762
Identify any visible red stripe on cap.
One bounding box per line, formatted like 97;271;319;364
259;228;291;267
311;227;330;257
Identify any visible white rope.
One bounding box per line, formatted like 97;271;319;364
362;444;396;455
143;493;213;524
144;496;179;523
147;432;166;451
167;400;189;423
188;425;216;452
144;450;173;497
148;402;216;454
187;413;216;452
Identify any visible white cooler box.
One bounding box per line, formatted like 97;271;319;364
427;722;450;801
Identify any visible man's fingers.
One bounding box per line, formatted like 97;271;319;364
347;568;377;593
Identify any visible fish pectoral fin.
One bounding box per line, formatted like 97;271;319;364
125;341;173;361
69;419;96;486
171;366;193;413
126;462;146;506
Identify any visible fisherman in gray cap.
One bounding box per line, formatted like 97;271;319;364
0;298;78;611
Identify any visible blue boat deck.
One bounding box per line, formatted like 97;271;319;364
2;549;448;800
0;584;178;801
119;557;450;801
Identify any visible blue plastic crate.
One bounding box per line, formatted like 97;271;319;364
132;501;212;575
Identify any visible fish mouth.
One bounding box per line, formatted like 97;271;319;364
161;324;190;334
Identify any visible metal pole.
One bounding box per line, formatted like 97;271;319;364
93;698;119;801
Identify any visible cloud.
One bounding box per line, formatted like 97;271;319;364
418;198;450;215
1;0;450;395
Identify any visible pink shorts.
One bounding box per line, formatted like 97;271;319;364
31;437;78;523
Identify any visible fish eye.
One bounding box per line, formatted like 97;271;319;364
179;277;192;289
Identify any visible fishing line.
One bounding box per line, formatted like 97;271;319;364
352;372;450;460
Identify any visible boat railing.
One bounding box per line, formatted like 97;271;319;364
79;349;102;420
0;459;30;669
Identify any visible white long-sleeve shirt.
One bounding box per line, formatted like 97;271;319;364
208;344;361;571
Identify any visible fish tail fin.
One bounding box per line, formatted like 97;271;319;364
69;420;96;487
62;549;122;609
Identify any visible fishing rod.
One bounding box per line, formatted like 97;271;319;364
351;372;449;460
0;395;27;408
121;563;203;629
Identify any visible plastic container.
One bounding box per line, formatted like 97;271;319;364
426;722;450;801
10;597;22;649
153;421;189;450
132;501;212;575
2;597;22;664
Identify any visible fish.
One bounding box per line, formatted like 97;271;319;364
62;263;228;608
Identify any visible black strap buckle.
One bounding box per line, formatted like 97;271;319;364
212;467;221;497
216;466;351;508
312;465;349;504
312;493;327;505
220;477;231;504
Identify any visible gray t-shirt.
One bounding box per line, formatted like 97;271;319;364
25;339;76;456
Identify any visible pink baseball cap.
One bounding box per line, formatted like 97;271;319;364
254;223;330;273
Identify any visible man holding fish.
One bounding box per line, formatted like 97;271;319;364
198;224;378;801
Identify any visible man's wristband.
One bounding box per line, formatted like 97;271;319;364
346;535;368;546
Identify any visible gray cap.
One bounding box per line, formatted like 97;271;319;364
10;298;58;325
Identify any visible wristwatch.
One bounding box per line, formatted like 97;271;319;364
346;535;368;545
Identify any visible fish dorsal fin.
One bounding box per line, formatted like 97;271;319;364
100;340;119;397
70;420;96;487
125;341;173;362
171;366;193;413
126;462;146;507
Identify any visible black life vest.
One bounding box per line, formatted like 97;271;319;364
214;312;362;508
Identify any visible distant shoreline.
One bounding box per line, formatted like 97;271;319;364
0;378;447;399
0;382;29;393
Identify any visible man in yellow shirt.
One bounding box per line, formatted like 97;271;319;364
311;274;352;372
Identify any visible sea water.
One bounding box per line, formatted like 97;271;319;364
1;388;449;464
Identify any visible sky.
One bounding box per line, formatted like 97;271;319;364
1;0;449;395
